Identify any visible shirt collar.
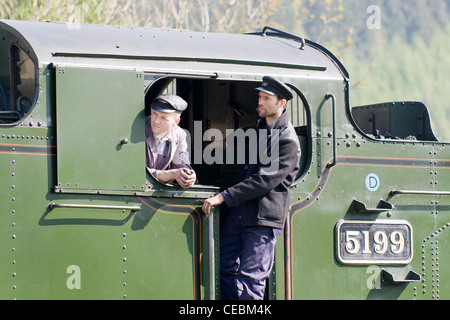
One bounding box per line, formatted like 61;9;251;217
153;129;172;144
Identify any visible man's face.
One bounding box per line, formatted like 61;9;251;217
257;91;286;122
150;109;180;136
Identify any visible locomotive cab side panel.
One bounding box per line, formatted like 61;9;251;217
55;66;146;192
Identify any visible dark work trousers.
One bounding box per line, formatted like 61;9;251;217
220;207;282;300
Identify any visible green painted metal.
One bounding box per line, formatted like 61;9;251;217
281;136;449;300
55;67;146;192
0;20;449;300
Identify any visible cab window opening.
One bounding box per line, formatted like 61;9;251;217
0;44;37;124
351;102;438;142
144;77;309;189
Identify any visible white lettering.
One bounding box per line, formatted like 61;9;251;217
367;5;381;30
223;304;271;315
185;121;280;173
192;121;203;165
179;304;213;317
366;265;382;290
345;231;361;254
203;128;223;165
66;5;81;30
225;128;257;165
344;230;406;256
66;265;81;290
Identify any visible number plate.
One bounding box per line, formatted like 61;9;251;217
336;220;413;265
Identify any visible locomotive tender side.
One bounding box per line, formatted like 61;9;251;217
0;20;448;300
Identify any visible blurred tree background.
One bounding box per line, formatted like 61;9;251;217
1;0;449;140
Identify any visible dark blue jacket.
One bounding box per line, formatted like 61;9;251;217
223;110;301;229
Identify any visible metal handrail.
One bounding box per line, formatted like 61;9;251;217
325;93;337;168
261;26;305;50
390;190;450;196
49;202;141;211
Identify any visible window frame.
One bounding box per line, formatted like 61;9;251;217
144;76;311;190
0;43;39;125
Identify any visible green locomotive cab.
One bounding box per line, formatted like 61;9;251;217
0;20;448;300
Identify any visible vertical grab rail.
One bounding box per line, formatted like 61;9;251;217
208;210;216;300
325;93;337;168
284;215;292;300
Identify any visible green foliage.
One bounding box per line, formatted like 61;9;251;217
1;0;449;140
341;24;450;141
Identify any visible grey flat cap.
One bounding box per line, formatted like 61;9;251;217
150;94;188;113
